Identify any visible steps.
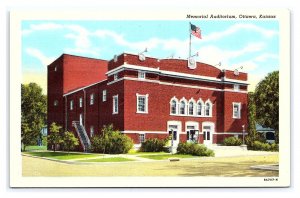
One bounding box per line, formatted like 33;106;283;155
72;121;91;152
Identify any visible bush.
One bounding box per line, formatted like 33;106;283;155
177;142;215;157
223;137;242;146
90;125;133;154
251;141;279;152
140;138;167;152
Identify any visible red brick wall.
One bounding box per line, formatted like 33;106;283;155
63;54;108;94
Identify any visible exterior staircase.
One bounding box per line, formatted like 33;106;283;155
72;121;91;152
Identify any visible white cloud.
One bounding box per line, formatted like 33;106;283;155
201;23;277;43
254;53;278;62
196;42;265;67
25;48;54;66
22;23;63;36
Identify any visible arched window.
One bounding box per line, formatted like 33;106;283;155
205;99;212;117
188;101;194;115
170;97;178;115
197;101;202;116
171;99;177;114
180;100;186;115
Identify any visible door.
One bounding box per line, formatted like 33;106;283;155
79;113;83;125
203;125;212;145
168;125;179;147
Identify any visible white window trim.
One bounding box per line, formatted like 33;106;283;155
113;95;119;114
90;126;94;137
196;99;204;116
138;71;146;79
188;98;196;116
179;97;188;115
79;97;83;108
102;90;107;102
234;84;240;91
232;102;241;119
139;133;146;143
204;99;213;117
90;93;94;105
114;73;118;81
136;93;149;114
170;96;179;115
70;100;74;110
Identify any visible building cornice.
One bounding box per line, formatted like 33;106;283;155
106;63;248;85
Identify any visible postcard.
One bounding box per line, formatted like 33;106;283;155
10;8;290;187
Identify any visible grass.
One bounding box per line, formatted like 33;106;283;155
128;151;168;155
24;151;103;160
139;154;197;160
24;145;47;151
80;157;135;162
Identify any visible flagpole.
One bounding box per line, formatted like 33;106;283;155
189;22;191;58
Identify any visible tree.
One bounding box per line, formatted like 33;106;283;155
48;122;63;152
254;71;279;142
63;131;79;154
21;122;35;151
90;124;133;154
245;92;260;147
21;83;47;148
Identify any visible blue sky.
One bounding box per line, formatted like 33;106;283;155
22;20;279;93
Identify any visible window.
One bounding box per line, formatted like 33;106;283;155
179;100;186;115
188;101;195;115
102;90;107;102
170;99;177;114
90;93;94;105
53;100;58;106
233;102;241;119
139;134;145;143
234;84;240;91
114;73;118;81
113;95;118;114
90;126;94;137
205;100;212;117
70;100;74;110
197;100;203;116
79;97;83;108
136;94;149;113
54;66;57;72
138;71;146;79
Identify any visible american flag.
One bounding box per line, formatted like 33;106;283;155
190;23;202;39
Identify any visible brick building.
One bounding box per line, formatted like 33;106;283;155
48;53;248;151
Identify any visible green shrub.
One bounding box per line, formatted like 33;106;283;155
140;138;167;152
90;125;133;154
177;142;215;157
251;141;278;152
223;137;242;146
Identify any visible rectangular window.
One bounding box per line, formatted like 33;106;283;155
113;95;118;114
139;134;145;143
70;100;74;110
102;90;107;102
79;97;83;108
114;73;118;81
90;93;94;105
136;94;149;113
90;126;94;137
138;71;146;79
233;102;241;119
234;84;240;91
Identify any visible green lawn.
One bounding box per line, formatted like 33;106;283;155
24;151;103;160
139;154;197;160
80;157;135;162
24;145;47;151
128;151;168;155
